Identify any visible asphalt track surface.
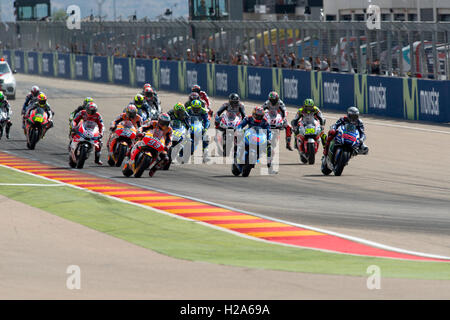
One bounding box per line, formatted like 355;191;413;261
2;74;450;256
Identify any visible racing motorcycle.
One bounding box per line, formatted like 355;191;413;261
321;123;368;176
264;110;285;161
190;116;206;157
163;120;189;170
122;130;166;178
295;118;322;165
25;107;50;150
232;127;268;177
69;120;101;169
107;120;137;167
214;111;241;157
0;107;9;140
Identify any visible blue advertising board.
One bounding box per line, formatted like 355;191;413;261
74;55;89;81
92;56;108;83
135;58;153;88
56;53;70;78
113;57;130;86
13;51;24;73
27;52;38;74
159;60;178;92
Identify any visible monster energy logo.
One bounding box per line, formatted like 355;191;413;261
206;63;215;96
237;65;247;99
311;71;323;107
354;74;368;113
272;68;283;100
129;58;136;87
70;54;76;79
37;53;43;75
178;61;187;93
403;78;419;120
152;59;160;90
107;56;114;83
53;52;58;77
87;55;94;81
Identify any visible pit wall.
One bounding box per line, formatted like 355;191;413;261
3;50;449;123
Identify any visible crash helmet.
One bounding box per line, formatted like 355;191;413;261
347;106;360;124
191;99;203;114
31;85;40;97
86;102;98;116
158;113;171;130
252;106;265;123
134;94;144;107
191;84;201;94
228;93;240;107
143;86;154;99
268;91;279;105
37;93;47;106
173;103;186;118
189;92;200;102
303;98;315;113
83;97;94;108
125;104;138;119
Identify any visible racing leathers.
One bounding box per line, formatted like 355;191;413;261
25;101;54;134
110;113;143;132
187;105;210;158
142;90;161;114
22;91;41;116
291;106;326;151
323;117;367;156
0;99;12;139
237;116;274;169
262;98;293;150
168;109;190;130
71;110;105;163
215;101;246;128
129;120;172;175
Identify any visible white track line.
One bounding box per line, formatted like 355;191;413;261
2;153;450;262
0;183;63;186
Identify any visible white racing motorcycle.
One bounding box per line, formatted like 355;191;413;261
215;111;241;157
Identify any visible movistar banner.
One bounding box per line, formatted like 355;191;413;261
7;50;450;123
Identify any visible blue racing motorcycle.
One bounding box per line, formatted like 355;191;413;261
232;127;268;177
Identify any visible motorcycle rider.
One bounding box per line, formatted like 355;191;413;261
168;103;190;130
132;93;152;121
69;97;94;134
191;84;213;119
237;106;276;174
25;93;54;136
142;85;161;114
323;106;368;156
22;85;42;128
291;98;326;150
0;91;12;139
215;93;246;128
187;99;210;161
135;113;173;177
262;91;293;151
110;104;143;132
71;102;105;165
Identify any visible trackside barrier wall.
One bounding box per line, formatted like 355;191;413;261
2;50;449;123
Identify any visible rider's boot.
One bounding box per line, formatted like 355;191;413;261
95;151;103;165
5;122;11;139
285;136;293;151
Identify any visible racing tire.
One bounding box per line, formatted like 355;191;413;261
321;157;332;175
134;154;151;178
231;164;241;176
27;128;39;150
115;144;128;167
107;156;115;167
307;142;315;165
242;165;252;177
69;155;77;168
334;149;350;176
76;145;88;169
122;162;133;177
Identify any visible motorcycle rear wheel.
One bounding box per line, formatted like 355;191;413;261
334;149;350;176
242;165;252;177
231;163;241;176
27;128;40;150
115;144;128;167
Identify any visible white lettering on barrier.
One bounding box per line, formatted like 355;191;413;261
114;64;122;81
216;72;228;92
28;57;34;71
420;89;439;116
75;61;83;77
284;77;298;99
369;84;387;110
42;58;49;73
248;74;261;96
187;70;198;89
136;66;146;83
161;67;171;86
93;62;102;78
14;56;21;69
324;80;340;104
58;59;65;75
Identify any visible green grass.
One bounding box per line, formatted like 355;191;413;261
0;165;449;280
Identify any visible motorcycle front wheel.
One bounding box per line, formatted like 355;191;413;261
134;154;152;178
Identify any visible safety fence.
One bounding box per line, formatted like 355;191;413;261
2;49;449;123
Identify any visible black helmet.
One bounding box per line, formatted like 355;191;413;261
347;107;360;124
229;93;240;106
